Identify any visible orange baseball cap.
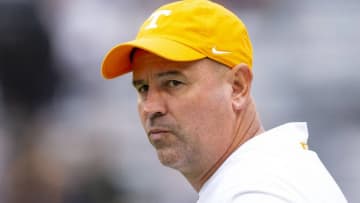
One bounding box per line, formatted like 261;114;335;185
101;0;253;79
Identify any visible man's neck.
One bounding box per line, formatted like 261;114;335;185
189;98;264;192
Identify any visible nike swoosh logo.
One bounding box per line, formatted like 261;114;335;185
211;47;231;55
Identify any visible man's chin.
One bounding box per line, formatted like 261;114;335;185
156;149;183;169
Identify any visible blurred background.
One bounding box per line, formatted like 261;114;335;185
0;0;359;202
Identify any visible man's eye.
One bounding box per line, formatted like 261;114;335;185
167;80;182;87
137;85;149;93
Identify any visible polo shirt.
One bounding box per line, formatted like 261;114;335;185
197;122;347;203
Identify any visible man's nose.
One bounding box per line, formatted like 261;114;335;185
141;88;167;119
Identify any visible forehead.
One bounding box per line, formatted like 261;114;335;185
132;49;196;76
131;49;226;79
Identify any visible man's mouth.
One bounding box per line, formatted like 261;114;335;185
148;128;171;140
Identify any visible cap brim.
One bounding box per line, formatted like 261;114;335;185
101;37;206;79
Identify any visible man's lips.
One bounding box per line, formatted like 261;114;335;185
148;128;171;139
148;128;170;135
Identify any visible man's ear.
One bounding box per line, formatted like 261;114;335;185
230;64;253;110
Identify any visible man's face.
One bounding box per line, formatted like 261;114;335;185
132;50;236;174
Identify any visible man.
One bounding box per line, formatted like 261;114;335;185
101;0;347;202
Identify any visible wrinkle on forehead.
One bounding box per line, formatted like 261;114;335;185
131;49;230;82
132;50;196;78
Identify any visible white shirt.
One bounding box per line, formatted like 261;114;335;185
197;122;347;203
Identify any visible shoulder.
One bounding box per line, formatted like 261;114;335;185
198;141;347;203
198;150;298;203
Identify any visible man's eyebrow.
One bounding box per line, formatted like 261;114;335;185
132;70;184;86
132;80;144;87
156;70;183;78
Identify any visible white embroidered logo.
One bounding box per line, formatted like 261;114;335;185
145;10;172;30
212;47;231;55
